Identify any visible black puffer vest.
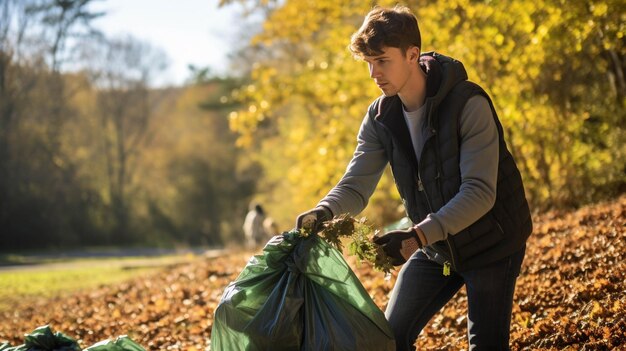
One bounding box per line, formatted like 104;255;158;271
369;52;532;272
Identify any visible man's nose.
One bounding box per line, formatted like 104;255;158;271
369;63;379;78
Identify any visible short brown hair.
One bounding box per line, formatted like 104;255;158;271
349;5;421;58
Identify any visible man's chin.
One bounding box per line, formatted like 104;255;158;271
378;86;397;96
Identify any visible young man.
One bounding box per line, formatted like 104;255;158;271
295;5;532;351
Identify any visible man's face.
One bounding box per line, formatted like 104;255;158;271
363;46;416;97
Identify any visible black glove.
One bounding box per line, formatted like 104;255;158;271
373;227;423;266
295;206;333;235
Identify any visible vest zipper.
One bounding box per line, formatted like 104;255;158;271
416;172;432;211
431;127;458;272
416;176;424;191
417;160;457;272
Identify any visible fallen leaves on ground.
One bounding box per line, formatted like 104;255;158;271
0;196;624;350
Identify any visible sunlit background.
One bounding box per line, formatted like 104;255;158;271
0;0;623;251
0;1;624;350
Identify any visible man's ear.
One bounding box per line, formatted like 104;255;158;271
408;46;420;62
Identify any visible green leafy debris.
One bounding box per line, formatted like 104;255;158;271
316;215;394;275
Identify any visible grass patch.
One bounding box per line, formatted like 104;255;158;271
0;255;199;312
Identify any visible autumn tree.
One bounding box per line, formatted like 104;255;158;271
78;34;169;243
0;0;103;249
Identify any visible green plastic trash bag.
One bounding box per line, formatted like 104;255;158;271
83;335;146;351
2;325;80;351
211;231;395;351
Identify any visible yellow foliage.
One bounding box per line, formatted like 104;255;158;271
228;0;626;225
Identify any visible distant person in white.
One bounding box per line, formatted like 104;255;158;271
243;203;267;249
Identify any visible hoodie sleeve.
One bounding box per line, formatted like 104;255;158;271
317;112;388;217
418;95;499;244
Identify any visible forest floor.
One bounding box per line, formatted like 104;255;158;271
1;195;624;350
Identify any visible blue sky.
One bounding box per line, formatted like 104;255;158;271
90;0;247;86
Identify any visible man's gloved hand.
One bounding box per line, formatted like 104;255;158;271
373;227;425;266
295;206;333;235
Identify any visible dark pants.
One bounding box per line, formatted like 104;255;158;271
385;247;526;351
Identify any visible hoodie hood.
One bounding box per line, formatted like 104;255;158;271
419;52;468;107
